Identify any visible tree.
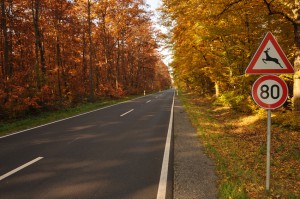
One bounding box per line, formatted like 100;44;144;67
262;0;300;110
31;0;46;88
87;0;94;101
161;0;294;112
1;0;12;79
0;0;170;120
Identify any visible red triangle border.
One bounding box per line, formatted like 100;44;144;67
245;32;294;74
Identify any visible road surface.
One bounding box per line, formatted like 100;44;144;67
0;90;174;199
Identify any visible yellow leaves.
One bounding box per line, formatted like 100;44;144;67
164;0;296;97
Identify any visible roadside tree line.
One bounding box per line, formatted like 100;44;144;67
161;0;300;112
0;0;171;120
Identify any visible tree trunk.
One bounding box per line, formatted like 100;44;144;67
32;0;45;88
116;39;120;89
293;2;300;111
82;32;87;78
56;35;62;99
293;25;300;111
121;38;126;85
1;0;11;79
215;81;220;97
53;1;62;99
87;0;94;101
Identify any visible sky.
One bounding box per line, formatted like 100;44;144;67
145;0;172;66
146;0;161;11
145;0;162;29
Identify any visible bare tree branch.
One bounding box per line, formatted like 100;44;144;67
263;0;295;24
218;0;243;16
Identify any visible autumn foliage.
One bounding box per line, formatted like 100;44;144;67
161;0;300;197
161;0;296;112
0;0;171;120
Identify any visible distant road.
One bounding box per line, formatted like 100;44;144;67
0;90;174;199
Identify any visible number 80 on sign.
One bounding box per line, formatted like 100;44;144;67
252;75;288;110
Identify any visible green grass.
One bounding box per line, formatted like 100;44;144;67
0;96;138;137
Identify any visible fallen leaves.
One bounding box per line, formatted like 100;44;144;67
180;92;300;198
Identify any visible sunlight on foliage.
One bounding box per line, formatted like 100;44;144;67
179;92;300;198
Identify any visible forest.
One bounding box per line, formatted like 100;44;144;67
160;1;300;197
0;0;171;120
161;0;300;113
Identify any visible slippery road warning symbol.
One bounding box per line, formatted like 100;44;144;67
245;32;294;74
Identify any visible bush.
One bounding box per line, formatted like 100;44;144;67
273;110;300;130
215;91;255;113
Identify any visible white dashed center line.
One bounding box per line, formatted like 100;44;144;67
0;157;44;181
120;109;134;117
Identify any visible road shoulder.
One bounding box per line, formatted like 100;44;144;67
173;97;218;199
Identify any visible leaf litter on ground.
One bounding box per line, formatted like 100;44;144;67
179;92;300;199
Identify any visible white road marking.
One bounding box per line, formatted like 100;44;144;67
0;157;44;181
120;109;134;117
0;93;155;139
157;91;174;199
146;100;151;103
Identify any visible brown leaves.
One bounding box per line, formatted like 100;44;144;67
0;0;171;120
181;92;300;198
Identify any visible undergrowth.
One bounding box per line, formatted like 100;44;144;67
0;95;137;137
179;92;300;199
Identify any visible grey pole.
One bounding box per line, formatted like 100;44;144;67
266;109;271;191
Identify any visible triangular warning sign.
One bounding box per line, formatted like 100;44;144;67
245;32;294;74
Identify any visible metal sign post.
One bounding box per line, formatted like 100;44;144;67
246;31;294;192
251;75;288;191
266;109;271;191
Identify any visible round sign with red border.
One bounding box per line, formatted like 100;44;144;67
252;75;288;109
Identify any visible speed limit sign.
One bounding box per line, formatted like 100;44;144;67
252;75;288;109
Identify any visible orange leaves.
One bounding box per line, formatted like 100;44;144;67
0;0;170;120
1;84;39;118
23;97;41;109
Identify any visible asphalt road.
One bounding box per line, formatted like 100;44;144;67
0;89;174;199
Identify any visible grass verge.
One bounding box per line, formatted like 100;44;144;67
179;92;300;198
0;95;138;137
